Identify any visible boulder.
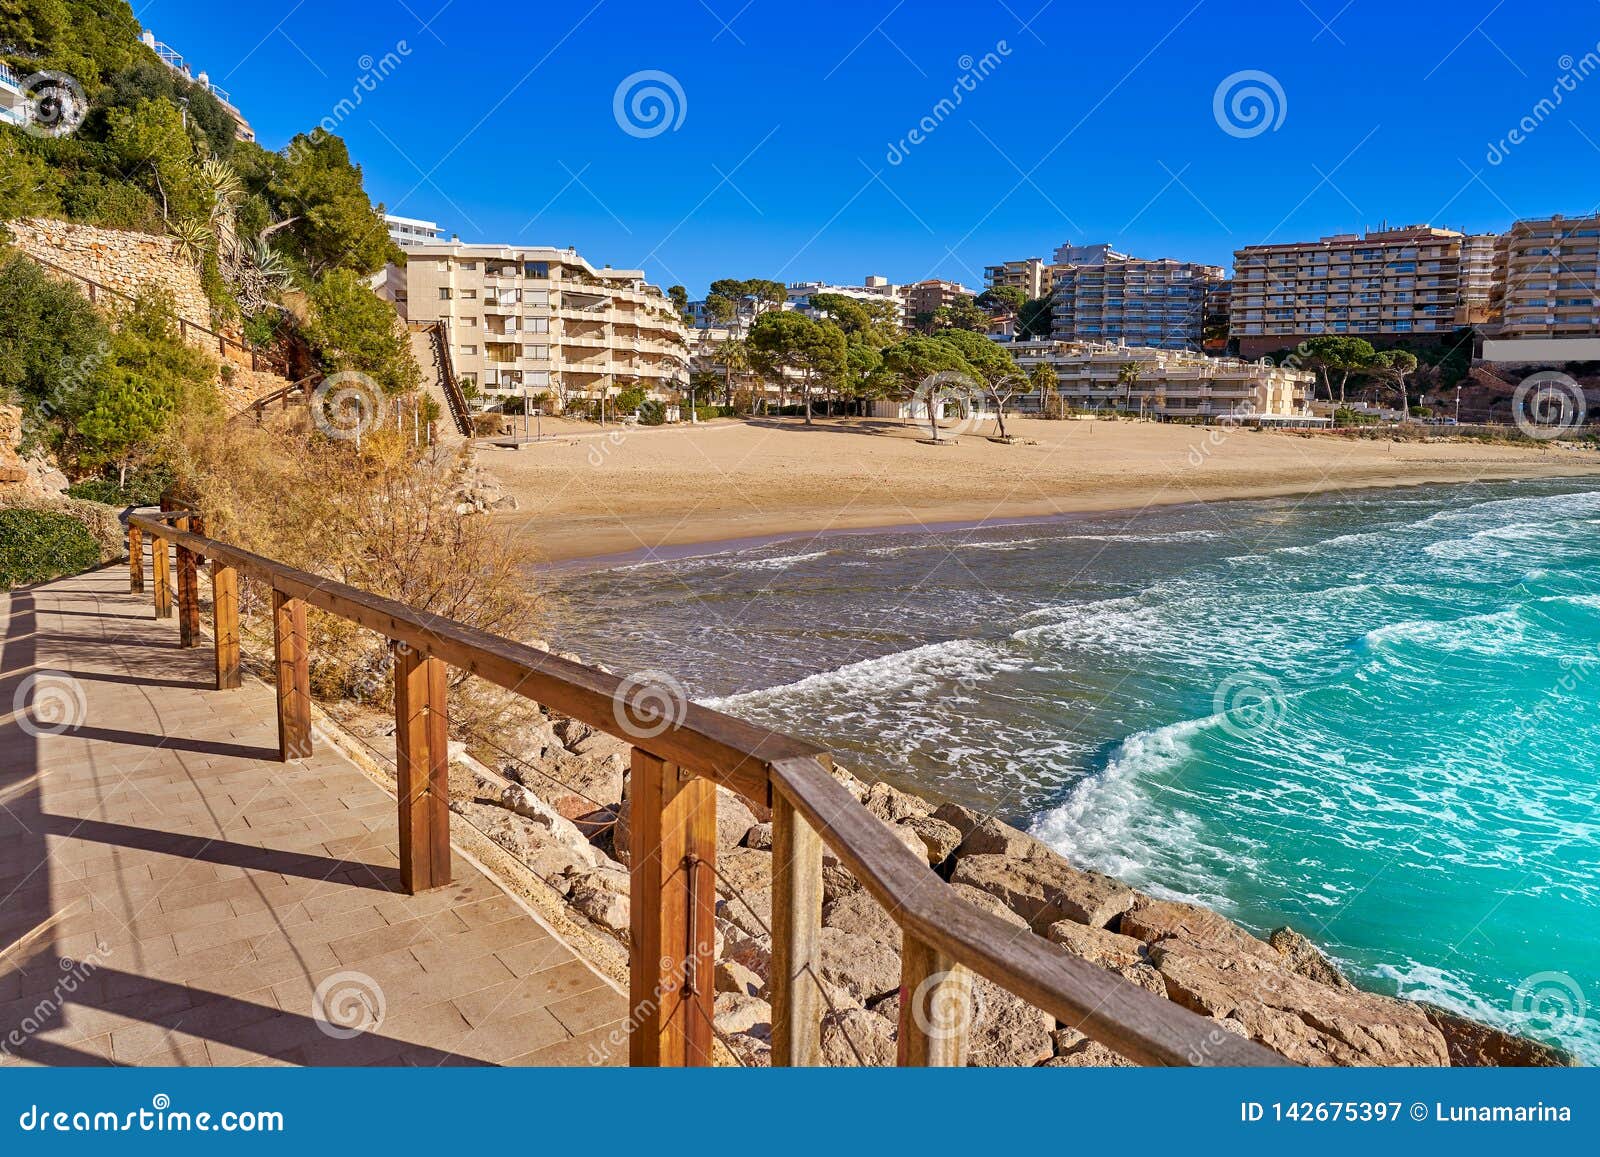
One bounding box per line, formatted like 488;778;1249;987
505;746;626;820
722;930;771;980
949;882;1030;931
932;801;981;837
567;875;629;935
900;815;963;868
956;816;1052;862
716;958;764;999
1419;1004;1578;1068
743;822;773;850
1269;927;1354;990
830;763;870;802
716;787;758;850
1048;1028;1135;1067
722;1032;771;1068
1121;899;1280;963
950;854;1136;932
713;846;773;899
822;863;861;906
1045;920;1148;971
499;784;595;854
713;992;771;1037
967;975;1054;1067
822;888;901;949
821;1007;897;1067
818;927;902;1005
717;889;772;942
553;717;595;747
864;781;932;824
1150;940;1449;1066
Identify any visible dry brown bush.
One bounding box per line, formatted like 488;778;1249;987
162;401;547;736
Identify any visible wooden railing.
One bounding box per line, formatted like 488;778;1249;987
28;254;289;375
124;510;1287;1069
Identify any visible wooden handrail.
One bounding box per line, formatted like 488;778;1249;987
125;511;1289;1069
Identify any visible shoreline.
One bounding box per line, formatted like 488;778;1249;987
528;466;1600;569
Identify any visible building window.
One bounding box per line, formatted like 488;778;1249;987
460;316;478;328
527;317;550;333
460;345;477;356
525;262;549;278
525;289;549;306
460;261;477;271
461;288;477;300
438;288;452;300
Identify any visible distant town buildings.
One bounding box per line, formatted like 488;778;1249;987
139;30;254;141
1049;249;1224;352
786;276;906;326
397;241;686;406
903;278;977;321
1229;225;1496;358
983;258;1053;300
1482;212;1600;363
385;214;445;249
1010;339;1317;421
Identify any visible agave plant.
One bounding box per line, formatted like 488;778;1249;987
169;216;211;266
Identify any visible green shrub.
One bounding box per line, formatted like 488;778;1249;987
693;405;721;422
0;509;103;588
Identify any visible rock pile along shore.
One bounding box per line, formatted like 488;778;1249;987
445;703;1576;1069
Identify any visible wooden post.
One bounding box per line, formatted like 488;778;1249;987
628;749;716;1067
212;562;241;691
271;589;312;761
175;517;199;648
127;525;143;594
770;791;824;1066
393;644;451;893
897;937;973;1066
151;535;172;619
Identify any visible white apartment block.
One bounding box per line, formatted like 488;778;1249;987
385;214;444;249
401;242;687;406
1231;225;1496;357
787;276;907;327
1009;340;1316;421
139;30;254;141
983;258;1052;299
0;66;23;130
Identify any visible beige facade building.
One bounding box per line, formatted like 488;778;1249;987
399;242;687;407
1231;225;1497;358
1484;213;1600;361
1009;339;1316;420
1051;256;1224;352
983;258;1052;300
903;278;976;321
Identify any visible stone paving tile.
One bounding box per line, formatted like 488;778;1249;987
0;567;626;1067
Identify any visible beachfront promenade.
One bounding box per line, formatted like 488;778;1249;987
0;561;627;1067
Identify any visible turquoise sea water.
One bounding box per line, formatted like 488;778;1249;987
549;479;1600;1059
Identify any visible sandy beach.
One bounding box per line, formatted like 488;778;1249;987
476;416;1600;563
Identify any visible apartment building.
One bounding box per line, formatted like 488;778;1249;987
139;30;254;141
786;276;906;326
983;258;1052;300
0;65;22;130
1230;225;1496;358
1050;253;1224;352
1009;340;1317;420
401;242;687;406
1482;213;1600;363
385;214;444;249
903;278;977;321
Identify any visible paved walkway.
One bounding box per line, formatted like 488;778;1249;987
0;560;628;1066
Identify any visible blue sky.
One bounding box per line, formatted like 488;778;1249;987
141;0;1600;294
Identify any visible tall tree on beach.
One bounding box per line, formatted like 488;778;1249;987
881;334;974;442
1117;360;1144;416
1370;348;1419;417
1301;336;1376;403
933;328;1025;439
747;311;846;424
1030;360;1061;416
